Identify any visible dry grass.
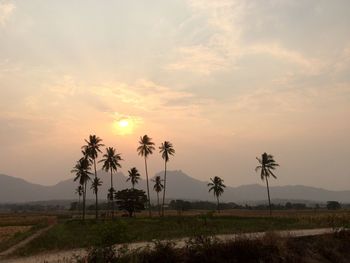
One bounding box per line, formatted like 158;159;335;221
0;214;56;227
0;226;32;243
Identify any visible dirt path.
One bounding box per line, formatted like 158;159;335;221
1;228;339;263
0;224;55;258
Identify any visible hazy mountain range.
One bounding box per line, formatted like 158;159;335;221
1;171;349;204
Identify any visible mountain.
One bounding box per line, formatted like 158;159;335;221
1;171;350;203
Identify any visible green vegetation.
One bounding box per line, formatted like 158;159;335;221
14;213;350;256
74;230;350;263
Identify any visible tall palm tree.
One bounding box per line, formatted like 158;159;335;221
159;141;175;217
255;152;279;216
82;135;104;219
72;156;92;221
99;147;122;218
75;184;83;216
208;176;226;213
137;135;155;216
152;176;164;216
127;167;141;189
91;177;102;197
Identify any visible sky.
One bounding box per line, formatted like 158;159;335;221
0;0;349;190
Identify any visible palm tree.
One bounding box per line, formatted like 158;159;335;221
99;147;122;218
152;176;164;216
75;184;83;216
127;167;141;189
208;176;226;213
137;135;155;216
91;177;102;196
159;141;175;217
72;156;92;221
82;135;104;219
255;152;279;216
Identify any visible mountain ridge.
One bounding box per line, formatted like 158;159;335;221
1;171;349;203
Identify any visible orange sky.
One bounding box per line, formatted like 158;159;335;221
0;1;349;189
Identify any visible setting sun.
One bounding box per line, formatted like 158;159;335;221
118;119;129;128
113;118;136;135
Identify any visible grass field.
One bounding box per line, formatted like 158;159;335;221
12;209;350;256
0;214;51;253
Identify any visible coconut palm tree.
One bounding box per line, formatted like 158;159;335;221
255;152;279;216
91;177;102;196
75;184;83;216
159;141;175;216
127;167;141;189
99;147;122;217
137;135;155;216
82;135;104;219
152;176;164;216
72;156;92;221
208;176;226;213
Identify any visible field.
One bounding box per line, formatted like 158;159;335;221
0;214;53;253
6;209;350;257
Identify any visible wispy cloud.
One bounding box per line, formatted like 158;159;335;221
0;1;15;27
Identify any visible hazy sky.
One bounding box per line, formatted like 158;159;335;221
1;0;349;189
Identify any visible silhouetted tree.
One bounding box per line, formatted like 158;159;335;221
114;189;147;217
72;156;92;221
91;177;102;196
127;167;141;189
137;135;155;216
83;135;104;219
327;201;341;210
255;152;279;216
208;176;226;213
159;141;175;217
99;147;122;218
152;175;164;216
75;184;83;217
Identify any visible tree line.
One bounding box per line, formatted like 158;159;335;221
72;133;282;218
71;134;175;220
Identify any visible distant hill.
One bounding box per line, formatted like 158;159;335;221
1;171;350;204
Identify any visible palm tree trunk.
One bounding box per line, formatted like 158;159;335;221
78;195;81;218
144;157;152;217
110;168;114;219
157;192;160;216
93;159;98;220
83;181;87;221
265;177;272;216
162;161;167;217
217;196;220;213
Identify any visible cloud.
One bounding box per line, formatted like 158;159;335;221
0;1;15;26
168;0;325;75
167;46;229;74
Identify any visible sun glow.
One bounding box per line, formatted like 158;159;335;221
118;119;129;128
113;118;136;135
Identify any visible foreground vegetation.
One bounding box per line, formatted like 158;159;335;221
14;212;350;256
75;230;350;263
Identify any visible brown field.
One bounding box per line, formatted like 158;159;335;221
0;214;56;227
0;226;32;243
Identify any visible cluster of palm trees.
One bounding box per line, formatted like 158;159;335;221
208;152;279;215
72;134;175;220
